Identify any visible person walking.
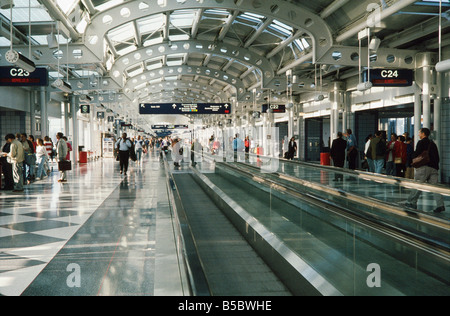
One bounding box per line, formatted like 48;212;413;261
63;136;72;161
385;133;398;176
406;128;445;213
345;129;358;170
115;133;132;175
135;136;144;166
368;131;386;174
35;138;48;180
20;133;36;184
2;134;24;192
330;132;347;181
287;137;297;160
56;132;68;182
172;137;183;167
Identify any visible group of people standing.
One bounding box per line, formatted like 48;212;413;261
363;131;413;177
1;132;70;192
330;127;444;213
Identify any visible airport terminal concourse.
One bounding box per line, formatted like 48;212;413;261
0;0;449;297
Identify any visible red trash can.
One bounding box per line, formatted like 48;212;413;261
320;152;330;166
79;151;88;163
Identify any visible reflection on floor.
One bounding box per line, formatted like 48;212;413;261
0;151;183;296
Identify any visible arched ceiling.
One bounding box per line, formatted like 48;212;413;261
0;0;448;131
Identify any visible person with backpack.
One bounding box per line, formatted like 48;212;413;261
368;131;386;174
405;128;445;213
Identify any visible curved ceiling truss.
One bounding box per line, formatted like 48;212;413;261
0;0;444;126
85;0;333;62
84;0;333;104
123;65;244;97
136;79;229;101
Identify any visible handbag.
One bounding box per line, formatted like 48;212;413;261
411;143;431;168
58;160;72;171
394;157;402;164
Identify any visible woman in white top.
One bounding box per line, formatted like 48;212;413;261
135;136;144;165
35;138;48;179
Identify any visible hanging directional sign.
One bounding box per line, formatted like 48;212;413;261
262;104;286;113
139;103;231;115
151;124;189;130
364;69;413;87
0;66;48;86
80;104;90;114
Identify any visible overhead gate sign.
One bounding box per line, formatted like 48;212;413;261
139;103;231;115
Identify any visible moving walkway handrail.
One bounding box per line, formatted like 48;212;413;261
240;161;450;230
195;148;450;195
162;152;211;296
197;150;449;230
214;161;450;259
277;153;450;196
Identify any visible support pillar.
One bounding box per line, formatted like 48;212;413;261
64;101;70;137
40;87;48;137
70;95;78;164
422;65;432;129
414;83;422;147
29;91;36;137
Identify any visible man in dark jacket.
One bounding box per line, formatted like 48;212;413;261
287;137;297;160
406;128;445;213
0;139;14;190
330;132;347;181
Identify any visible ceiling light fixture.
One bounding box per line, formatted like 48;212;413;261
5;50;36;72
6;0;36;72
52;22;72;94
368;36;381;52
0;0;14;10
52;78;72;93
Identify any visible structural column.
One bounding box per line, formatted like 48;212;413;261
64;101;70;137
434;72;442;179
414;83;422;147
288;107;294;139
29;91;36;137
422;65;432;129
40;87;48;137
70;94;78;164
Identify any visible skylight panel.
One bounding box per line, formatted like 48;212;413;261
0;37;11;46
116;45;137;56
240;12;265;23
56;0;79;15
0;0;52;22
203;9;230;21
171;9;196;29
143;37;164;47
146;58;164;71
126;64;144;77
108;22;135;43
169;34;190;41
138;14;165;34
95;0;124;12
270;20;293;37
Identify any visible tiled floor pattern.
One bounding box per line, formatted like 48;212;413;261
0;152;181;296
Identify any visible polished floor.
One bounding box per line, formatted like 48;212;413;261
0;151;184;296
1;151;448;296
